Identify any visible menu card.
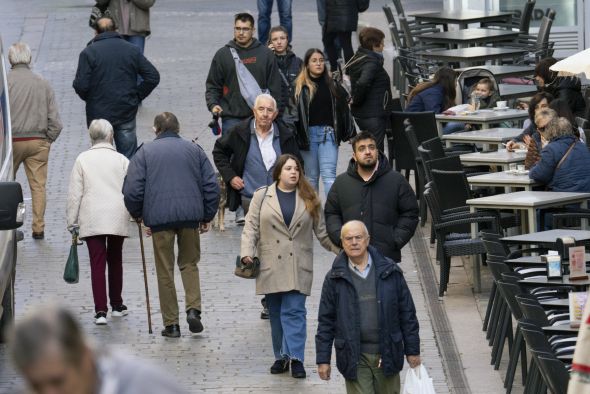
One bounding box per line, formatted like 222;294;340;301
569;291;588;328
569;245;588;280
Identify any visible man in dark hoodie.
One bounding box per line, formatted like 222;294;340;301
324;131;419;262
206;13;282;135
73;17;160;159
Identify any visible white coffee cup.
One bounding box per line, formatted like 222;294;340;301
497;101;507;109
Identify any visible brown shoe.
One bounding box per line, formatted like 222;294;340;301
32;232;44;240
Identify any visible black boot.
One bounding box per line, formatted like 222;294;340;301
187;308;203;333
161;324;181;338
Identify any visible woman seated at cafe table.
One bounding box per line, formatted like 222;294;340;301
506;92;553;153
405;67;457;114
528;113;590;193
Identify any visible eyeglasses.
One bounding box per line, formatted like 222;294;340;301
537;126;546;132
342;235;366;243
234;27;252;33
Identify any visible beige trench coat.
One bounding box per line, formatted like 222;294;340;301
240;183;340;296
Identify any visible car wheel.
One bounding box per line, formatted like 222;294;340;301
0;242;16;343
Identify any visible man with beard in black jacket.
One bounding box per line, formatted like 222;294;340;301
73;17;160;159
324;131;419;262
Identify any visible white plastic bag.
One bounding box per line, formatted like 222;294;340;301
402;365;436;394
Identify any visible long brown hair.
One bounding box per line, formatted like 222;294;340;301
272;154;321;222
407;66;457;111
294;48;338;102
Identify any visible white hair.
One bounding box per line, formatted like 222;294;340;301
8;42;32;66
254;93;277;111
340;220;369;239
88;119;114;145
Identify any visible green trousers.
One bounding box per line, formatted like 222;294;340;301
345;353;401;394
152;228;201;326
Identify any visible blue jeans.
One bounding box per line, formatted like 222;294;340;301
301;125;338;197
113;118;137;159
123;35;145;84
221;117;244;136
257;0;293;45
266;291;307;361
442;122;468;135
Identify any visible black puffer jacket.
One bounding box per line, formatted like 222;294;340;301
325;0;359;33
291;81;356;150
276;51;303;116
212;117;302;211
545;77;586;118
73;32;160;126
316;245;420;380
348;47;392;118
324;154;419;261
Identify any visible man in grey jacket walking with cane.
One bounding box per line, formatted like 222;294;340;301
123;112;220;338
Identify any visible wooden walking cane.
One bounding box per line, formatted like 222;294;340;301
137;221;153;334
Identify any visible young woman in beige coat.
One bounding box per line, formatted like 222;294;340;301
66;119;130;325
241;153;340;379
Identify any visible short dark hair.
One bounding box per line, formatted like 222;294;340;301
95;16;116;33
359;27;385;50
154;112;180;134
268;25;288;44
351;131;377;152
234;13;255;27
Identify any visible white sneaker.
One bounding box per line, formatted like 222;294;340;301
111;305;128;317
95;312;107;325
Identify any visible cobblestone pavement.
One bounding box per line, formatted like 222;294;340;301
0;1;451;393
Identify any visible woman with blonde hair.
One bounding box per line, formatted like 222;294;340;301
240;153;340;379
292;48;355;197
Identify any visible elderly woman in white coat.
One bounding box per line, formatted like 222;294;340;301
66;119;130;325
241;153;340;379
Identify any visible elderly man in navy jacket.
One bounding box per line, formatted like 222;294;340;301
316;220;420;393
123;112;219;338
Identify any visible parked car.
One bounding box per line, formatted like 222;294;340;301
0;36;25;341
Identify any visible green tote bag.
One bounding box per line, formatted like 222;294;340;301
63;229;81;284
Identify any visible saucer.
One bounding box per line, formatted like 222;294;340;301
493;107;508;111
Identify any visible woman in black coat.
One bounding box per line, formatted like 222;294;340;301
534;57;586;118
348;27;392;153
321;0;358;70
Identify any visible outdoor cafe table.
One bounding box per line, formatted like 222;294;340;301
498;84;538;100
468;192;590;234
467;171;539;191
543;325;579;335
501;229;590;246
455;65;535;78
436;109;529;135
410;10;513;29
519;275;590;289
540;299;569;309
459;150;526;170
415;28;519;47
414;47;527;66
442;127;522;148
504;253;590;266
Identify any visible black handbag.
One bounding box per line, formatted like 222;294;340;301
234;186;268;279
234;256;260;279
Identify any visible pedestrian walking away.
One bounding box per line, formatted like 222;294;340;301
257;0;293;47
73;16;160;159
240;154;340;378
324;131;419;262
7;305;188;394
123;112;220;338
321;0;358;71
316;220;421;393
66;119;130;325
348;27;394;153
8;42;63;240
96;0;155;56
291;48;355;197
213;93;301;319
